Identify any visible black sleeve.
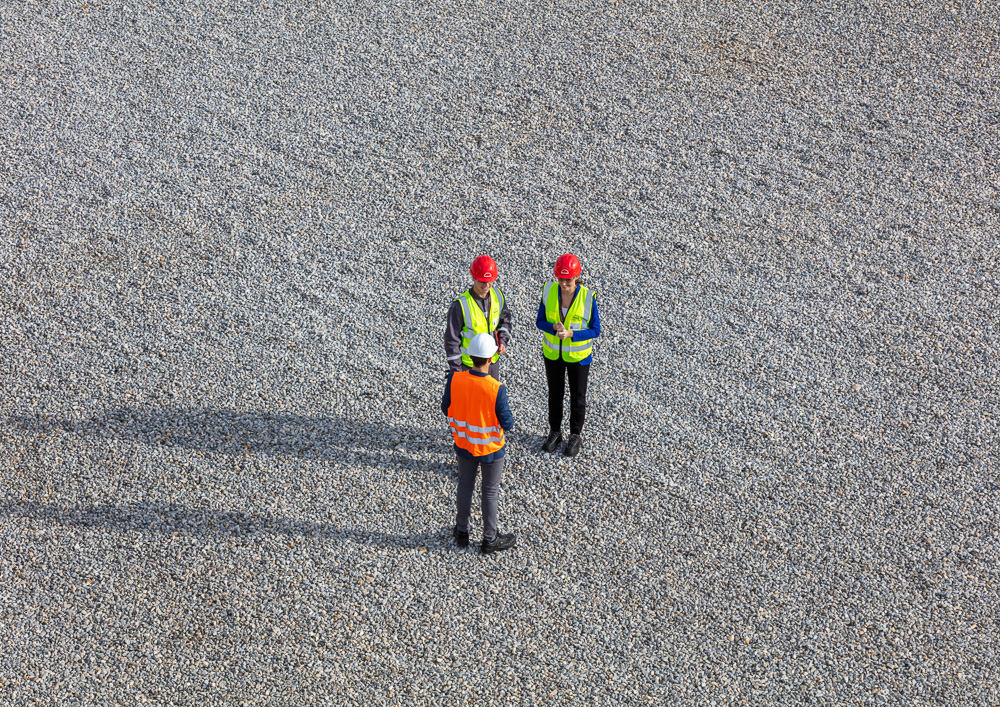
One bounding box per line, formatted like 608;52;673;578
444;300;466;371
441;371;454;415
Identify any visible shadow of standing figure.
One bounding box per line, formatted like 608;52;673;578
9;406;455;477
0;499;462;551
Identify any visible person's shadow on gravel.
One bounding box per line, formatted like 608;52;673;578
0;500;464;551
10;407;455;477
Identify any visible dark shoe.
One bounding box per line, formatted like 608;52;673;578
564;434;582;457
541;430;563;453
481;532;516;554
453;526;469;548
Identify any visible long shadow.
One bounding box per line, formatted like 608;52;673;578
9;407;455;476
1;500;462;551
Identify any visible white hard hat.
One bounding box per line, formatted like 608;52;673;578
467;332;498;359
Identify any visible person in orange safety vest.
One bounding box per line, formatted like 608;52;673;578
442;333;516;554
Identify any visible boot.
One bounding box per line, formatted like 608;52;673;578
481;532;516;555
564;433;582;457
541;430;563;453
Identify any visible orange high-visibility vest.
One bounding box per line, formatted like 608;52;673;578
447;371;506;457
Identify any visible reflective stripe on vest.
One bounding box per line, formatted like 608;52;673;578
456;287;503;367
447;371;506;457
451;428;506;446
446;417;504;435
541;282;594;363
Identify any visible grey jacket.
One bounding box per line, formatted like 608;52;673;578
444;287;513;372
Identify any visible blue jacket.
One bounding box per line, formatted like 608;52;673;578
535;285;601;365
441;370;514;462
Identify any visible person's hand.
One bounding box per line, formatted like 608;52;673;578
553;322;565;333
558;328;573;340
498;342;507;355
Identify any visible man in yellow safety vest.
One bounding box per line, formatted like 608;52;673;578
444;255;512;379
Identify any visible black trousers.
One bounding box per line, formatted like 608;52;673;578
544;357;591;435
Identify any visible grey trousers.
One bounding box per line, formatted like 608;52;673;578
455;455;504;542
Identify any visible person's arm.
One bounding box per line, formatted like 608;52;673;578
535;299;556;335
495;384;514;430
444;301;466;372
496;290;513;349
570;297;601;341
441;371;454;416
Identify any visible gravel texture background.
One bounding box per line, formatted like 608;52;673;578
2;0;999;703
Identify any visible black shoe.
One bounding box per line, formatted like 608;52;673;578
453;526;469;548
541;431;563;453
564;434;582;457
481;532;516;554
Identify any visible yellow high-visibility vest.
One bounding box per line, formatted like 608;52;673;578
541;282;594;363
456;287;504;367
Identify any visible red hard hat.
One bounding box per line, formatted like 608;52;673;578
554;253;582;278
470;255;498;282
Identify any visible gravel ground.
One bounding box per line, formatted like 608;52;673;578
2;0;999;703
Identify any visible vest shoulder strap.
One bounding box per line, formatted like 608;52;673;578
455;291;474;328
454;370;500;396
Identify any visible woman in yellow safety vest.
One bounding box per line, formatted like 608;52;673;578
535;253;602;457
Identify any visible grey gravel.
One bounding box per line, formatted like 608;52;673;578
2;0;999;704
